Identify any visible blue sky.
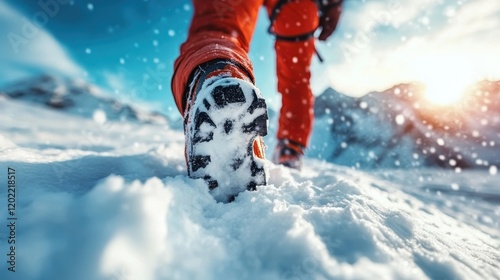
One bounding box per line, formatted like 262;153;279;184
4;0;500;116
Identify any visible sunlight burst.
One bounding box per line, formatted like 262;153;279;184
414;55;476;106
423;77;469;106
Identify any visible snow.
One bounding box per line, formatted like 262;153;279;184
1;75;168;125
1;84;499;280
1;1;498;277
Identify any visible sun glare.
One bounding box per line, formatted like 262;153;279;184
423;77;469;106
414;55;476;106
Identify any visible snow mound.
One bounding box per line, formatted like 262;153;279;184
2;166;499;280
1;95;499;280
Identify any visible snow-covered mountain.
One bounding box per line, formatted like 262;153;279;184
0;75;499;280
0;75;168;125
309;82;500;170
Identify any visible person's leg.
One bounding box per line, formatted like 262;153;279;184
172;0;263;114
265;0;319;168
173;0;268;202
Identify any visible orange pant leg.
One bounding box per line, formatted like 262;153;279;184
266;0;319;148
172;0;264;114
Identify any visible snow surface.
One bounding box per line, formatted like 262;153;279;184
1;87;499;280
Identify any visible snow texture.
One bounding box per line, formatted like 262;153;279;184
1;78;499;280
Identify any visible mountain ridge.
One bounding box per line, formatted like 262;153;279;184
310;80;500;169
0;75;168;125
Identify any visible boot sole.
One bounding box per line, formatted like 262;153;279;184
185;77;268;202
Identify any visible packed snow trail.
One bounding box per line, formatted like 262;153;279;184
0;96;499;280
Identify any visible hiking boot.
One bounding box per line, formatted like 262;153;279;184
184;60;269;202
273;139;304;170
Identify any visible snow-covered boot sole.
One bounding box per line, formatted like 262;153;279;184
185;77;268;202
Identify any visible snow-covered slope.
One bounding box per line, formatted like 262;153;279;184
309;82;500;170
0;79;499;280
1;75;168;125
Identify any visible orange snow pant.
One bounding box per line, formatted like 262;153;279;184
172;0;319;147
